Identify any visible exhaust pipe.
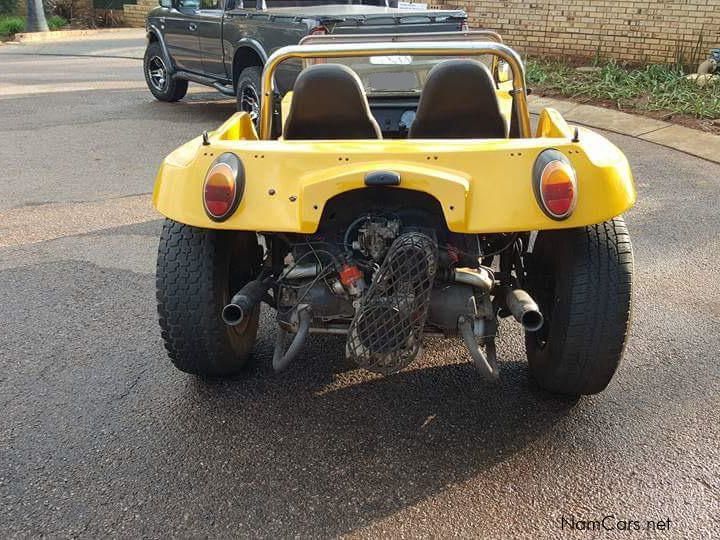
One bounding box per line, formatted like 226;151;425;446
222;278;272;326
506;289;544;332
452;267;494;293
458;317;500;381
273;306;312;373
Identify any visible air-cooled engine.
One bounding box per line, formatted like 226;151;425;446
275;212;499;374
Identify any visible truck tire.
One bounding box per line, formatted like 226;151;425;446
144;41;188;102
156;219;261;377
236;66;262;125
524;217;633;396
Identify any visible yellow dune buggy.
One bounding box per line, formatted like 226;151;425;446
153;34;635;397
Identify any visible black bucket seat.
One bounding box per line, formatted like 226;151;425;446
409;59;507;139
283;63;382;140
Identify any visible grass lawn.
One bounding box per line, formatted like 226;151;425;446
526;59;720;132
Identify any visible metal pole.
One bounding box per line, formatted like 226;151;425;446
259;41;532;140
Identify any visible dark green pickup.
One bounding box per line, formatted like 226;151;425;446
142;0;466;119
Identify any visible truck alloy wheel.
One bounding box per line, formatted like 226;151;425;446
143;41;188;102
147;56;168;92
235;67;262;125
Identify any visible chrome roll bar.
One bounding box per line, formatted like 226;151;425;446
259;41;531;140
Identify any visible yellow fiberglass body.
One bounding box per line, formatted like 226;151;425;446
153;108;635;234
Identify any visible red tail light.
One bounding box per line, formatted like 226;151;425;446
203;153;244;221
309;26;328;36
540;161;576;217
533;150;578;220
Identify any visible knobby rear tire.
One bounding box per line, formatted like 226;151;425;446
156;219;261;377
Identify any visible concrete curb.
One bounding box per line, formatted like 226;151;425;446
13;28;140;44
528;95;720;164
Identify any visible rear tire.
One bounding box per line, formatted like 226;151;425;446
144;41;188;102
156;219;261;377
524;217;633;396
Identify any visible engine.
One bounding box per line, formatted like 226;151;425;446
275;213;497;374
221;189;543;379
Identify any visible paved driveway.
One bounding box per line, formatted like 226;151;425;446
0;34;718;538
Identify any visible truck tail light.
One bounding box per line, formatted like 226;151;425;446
533;149;578;220
309;26;328;36
203;153;244;221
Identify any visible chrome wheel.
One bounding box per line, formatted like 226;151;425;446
147;56;168;92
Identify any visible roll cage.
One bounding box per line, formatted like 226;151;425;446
258;40;531;140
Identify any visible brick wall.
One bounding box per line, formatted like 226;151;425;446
123;0;154;27
432;0;720;64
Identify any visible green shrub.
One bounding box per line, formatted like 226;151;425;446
47;14;67;30
526;58;720;119
0;16;25;36
0;0;17;16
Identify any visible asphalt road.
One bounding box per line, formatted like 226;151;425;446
1;33;718;539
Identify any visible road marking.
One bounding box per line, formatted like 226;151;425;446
0;194;160;248
0;80;219;98
0;55;135;67
0;80;148;97
0;51;143;60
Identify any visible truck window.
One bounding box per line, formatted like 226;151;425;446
177;0;200;8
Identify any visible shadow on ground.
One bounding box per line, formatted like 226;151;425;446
172;333;576;536
0;256;577;537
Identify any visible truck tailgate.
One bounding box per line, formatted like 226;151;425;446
328;12;465;35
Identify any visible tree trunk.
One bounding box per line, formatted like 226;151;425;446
26;0;50;33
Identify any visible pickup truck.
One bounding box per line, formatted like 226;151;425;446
143;0;467;122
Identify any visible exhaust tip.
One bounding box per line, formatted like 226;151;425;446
506;289;544;332
221;303;245;326
521;311;544;332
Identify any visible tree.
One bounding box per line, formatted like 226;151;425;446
26;0;49;32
